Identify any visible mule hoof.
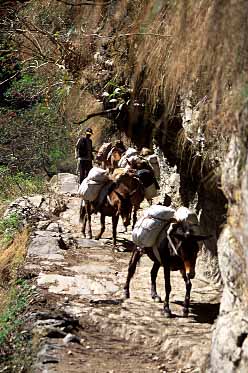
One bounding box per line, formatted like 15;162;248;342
94;236;100;240
183;308;189;317
163;308;172;318
152;295;162;303
123;289;130;299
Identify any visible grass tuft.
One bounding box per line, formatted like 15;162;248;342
0;213;23;248
0;279;33;371
0;228;29;288
0;228;33;371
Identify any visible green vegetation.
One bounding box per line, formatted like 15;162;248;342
0;280;33;371
0;226;32;371
103;81;130;108
0;3;74;182
0;212;22;247
0;166;45;204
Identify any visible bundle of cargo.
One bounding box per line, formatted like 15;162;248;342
144;183;158;200
174;206;200;235
118;147;138;168
78;167;110;202
132;205;175;248
96;142;112;163
146;154;160;179
136;169;159;201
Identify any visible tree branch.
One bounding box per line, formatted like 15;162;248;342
55;0;112;6
74;107;119;124
0;71;20;86
80;32;172;39
22;19;65;51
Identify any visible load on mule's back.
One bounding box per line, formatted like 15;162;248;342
123;150;160;204
96;142;113;166
139;147;160;179
96;140;126;172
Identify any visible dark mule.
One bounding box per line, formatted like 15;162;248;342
112;168;146;229
80;171;141;246
127;158;160;205
124;219;210;317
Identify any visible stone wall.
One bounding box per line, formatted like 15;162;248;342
209;104;248;371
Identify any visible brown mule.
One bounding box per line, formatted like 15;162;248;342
80;171;142;246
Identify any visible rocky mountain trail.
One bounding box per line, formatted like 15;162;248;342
8;173;221;372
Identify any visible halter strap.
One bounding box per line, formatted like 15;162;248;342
167;222;179;256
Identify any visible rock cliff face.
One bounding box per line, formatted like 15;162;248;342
210;104;248;371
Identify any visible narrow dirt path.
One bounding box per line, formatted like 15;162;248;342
23;175;221;372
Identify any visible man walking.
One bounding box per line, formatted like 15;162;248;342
75;127;94;184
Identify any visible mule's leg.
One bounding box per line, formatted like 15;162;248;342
112;214;119;246
95;213;105;240
132;207;138;230
80;201;86;237
150;261;162;302
163;261;172;317
123;210;129;232
86;202;92;239
123;248;142;299
158;241;172;316
182;272;192;317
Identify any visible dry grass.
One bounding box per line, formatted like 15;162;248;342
133;0;248;134
0;228;29;293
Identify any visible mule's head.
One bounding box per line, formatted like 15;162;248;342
178;236;200;279
169;221;211;279
111;148;122;162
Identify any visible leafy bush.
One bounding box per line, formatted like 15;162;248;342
0;166;45;203
0;279;33;370
0;212;22;247
4;73;44;107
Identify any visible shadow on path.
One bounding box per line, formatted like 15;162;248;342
172;300;220;324
89;298;124;306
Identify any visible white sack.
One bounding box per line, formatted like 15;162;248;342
78;167;110;201
118;148;138;168
146;154;160;179
78;179;103;201
143;205;175;220
174;206;200;235
132;205;175;248
124;147;138;158
87;167;109;183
